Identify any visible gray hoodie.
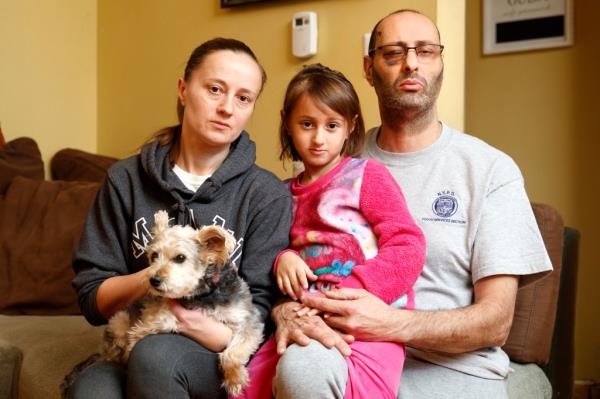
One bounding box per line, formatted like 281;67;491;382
73;131;291;327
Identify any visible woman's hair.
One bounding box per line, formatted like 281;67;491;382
151;37;267;149
279;63;365;162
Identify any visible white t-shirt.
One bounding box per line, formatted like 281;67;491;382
364;123;552;379
173;164;210;192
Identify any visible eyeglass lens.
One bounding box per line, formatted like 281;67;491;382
377;44;443;63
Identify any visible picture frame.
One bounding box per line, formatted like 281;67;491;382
483;0;573;55
221;0;273;7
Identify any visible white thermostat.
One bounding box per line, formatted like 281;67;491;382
292;11;317;58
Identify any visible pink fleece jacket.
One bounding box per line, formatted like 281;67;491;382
283;157;425;306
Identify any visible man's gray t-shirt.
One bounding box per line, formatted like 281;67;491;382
364;124;552;379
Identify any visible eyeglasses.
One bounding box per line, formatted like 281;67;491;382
368;43;444;64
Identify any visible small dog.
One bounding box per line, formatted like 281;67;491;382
61;210;263;397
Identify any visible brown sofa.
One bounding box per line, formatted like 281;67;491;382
0;133;579;399
0;134;117;399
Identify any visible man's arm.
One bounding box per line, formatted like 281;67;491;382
303;274;518;353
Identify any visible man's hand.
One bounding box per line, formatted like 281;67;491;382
301;288;402;342
301;276;519;354
272;299;353;357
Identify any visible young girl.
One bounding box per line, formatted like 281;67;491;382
239;64;426;399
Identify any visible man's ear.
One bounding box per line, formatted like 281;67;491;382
363;56;375;87
177;77;186;107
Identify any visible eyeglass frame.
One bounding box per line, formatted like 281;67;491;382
367;42;445;61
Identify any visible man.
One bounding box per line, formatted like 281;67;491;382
271;9;552;399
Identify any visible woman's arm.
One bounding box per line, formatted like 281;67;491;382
73;174;136;325
237;193;293;322
96;269;150;320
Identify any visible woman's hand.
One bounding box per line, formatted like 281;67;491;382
168;300;233;352
272;299;353;357
276;251;318;300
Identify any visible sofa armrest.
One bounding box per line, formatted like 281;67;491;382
0;339;22;399
504;203;564;364
542;227;580;399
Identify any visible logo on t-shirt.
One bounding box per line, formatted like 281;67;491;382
432;191;458;218
421;191;467;225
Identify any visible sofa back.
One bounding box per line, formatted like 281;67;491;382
0;138;116;316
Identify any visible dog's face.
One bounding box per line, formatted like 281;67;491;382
145;210;236;298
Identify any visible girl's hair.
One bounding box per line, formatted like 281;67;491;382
150;37;267;149
279;63;365;162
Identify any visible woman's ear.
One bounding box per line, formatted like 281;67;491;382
177;77;186;107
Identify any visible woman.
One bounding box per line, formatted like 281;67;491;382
68;38;291;399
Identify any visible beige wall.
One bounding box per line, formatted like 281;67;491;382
466;1;600;381
97;0;444;178
436;0;465;131
0;0;97;173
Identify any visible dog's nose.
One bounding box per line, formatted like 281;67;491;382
150;276;162;288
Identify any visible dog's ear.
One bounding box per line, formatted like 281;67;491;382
153;210;170;235
197;225;236;265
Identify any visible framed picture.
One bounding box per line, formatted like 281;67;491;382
221;0;273;7
483;0;573;55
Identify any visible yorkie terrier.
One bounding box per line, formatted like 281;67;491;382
61;210;263;396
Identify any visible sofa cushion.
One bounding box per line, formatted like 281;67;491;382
506;362;552;398
0;315;104;399
0;177;100;315
0;339;21;399
503;203;564;365
0;137;44;194
51;148;118;183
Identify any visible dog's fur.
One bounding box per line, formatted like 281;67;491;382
61;210;263;397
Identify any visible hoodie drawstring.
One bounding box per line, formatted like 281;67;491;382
170;202;197;228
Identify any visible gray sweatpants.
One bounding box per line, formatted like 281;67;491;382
272;339;545;399
66;333;227;399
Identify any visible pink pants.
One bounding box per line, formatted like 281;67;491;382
234;336;405;399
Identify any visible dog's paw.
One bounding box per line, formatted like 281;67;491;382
222;365;249;396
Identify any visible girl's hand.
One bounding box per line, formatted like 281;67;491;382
276;251;318;300
167;300;233;352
